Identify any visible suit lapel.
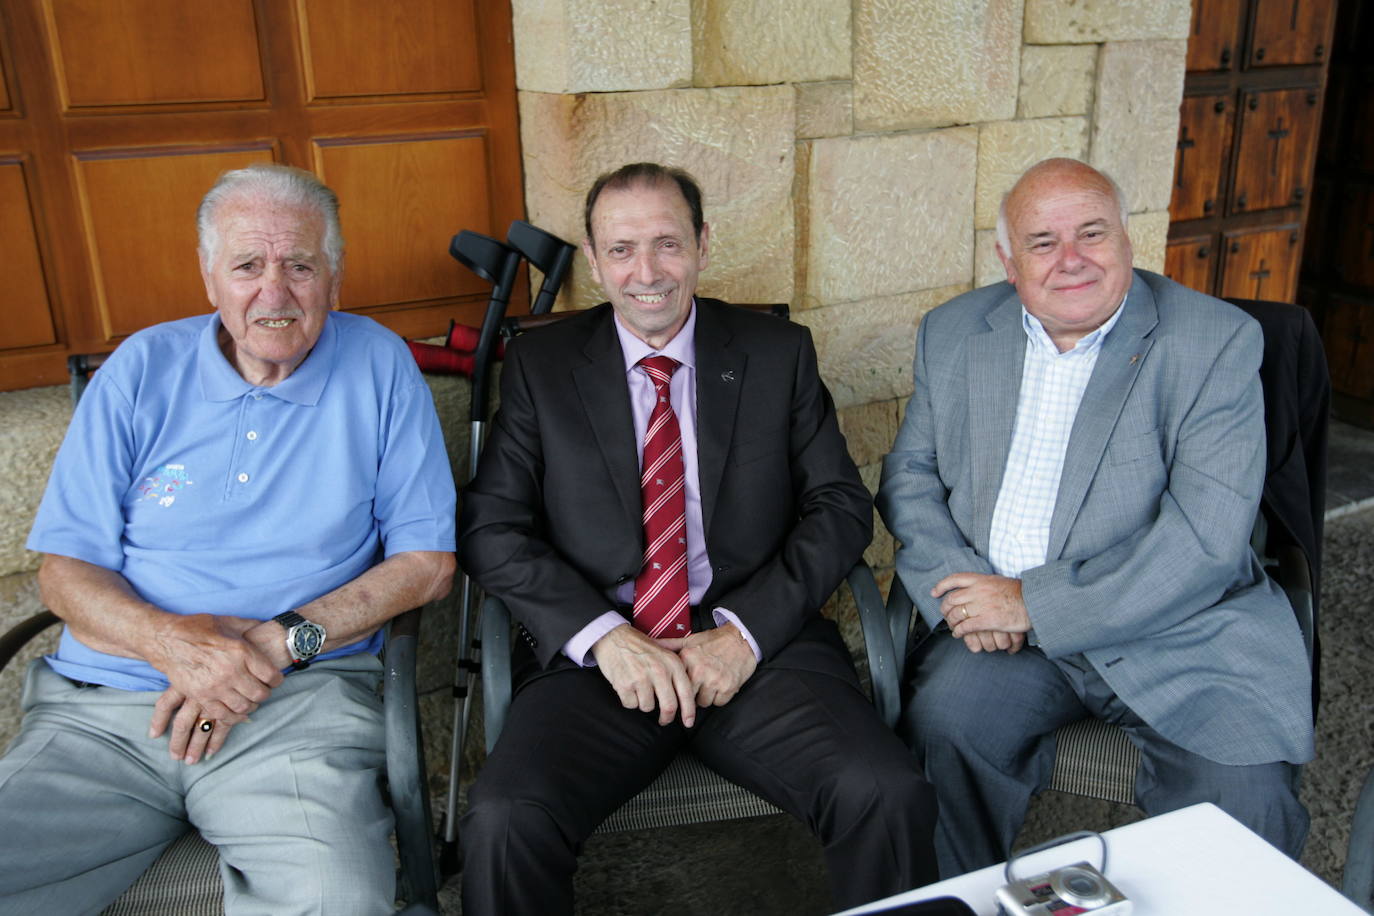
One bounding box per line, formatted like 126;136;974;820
966;291;1026;554
693;300;744;539
1046;273;1159;559
571;309;642;531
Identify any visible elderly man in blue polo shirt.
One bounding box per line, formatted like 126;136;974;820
0;163;456;914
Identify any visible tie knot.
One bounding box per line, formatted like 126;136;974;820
639;355;679;387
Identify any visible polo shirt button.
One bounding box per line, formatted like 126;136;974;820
246;431;258;441
237;472;249;483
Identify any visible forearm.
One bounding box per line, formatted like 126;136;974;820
38;553;175;664
248;550;455;666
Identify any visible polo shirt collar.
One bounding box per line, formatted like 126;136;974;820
197;312;337;405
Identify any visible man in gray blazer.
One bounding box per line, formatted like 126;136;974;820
877;158;1313;877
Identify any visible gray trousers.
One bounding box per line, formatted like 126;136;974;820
901;634;1309;879
0;656;394;916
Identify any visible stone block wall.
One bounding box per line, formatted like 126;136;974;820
512;0;1188;583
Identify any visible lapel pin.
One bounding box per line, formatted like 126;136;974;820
721;369;736;382
1129;353;1140;365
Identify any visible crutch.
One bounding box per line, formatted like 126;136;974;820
506;220;576;316
440;230;520;873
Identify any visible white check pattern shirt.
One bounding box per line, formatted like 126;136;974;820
987;303;1126;578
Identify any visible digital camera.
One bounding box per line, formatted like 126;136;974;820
994;861;1131;915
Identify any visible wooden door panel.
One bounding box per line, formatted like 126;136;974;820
1249;0;1335;68
1165;236;1217;294
315;133;492;310
1323;296;1374;399
46;0;264;107
299;0;481;100
1232;88;1319;214
1171;95;1234;221
1221;225;1301;302
0;159;57;350
1188;0;1245;72
74;145;275;341
1336;185;1374;288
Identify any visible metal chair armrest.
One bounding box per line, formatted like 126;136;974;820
480;594;513;752
0;610;60;672
383;607;439;910
846;563;900;729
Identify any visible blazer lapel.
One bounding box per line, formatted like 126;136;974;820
693;300;744;539
571;310;642;531
966;292;1026;554
1046;272;1159;559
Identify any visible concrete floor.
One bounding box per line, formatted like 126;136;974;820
437;419;1374;914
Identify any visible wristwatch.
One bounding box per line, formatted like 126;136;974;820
273;611;326;670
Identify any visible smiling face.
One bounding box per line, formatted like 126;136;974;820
997;160;1134;352
201;197;341;386
582;180;709;349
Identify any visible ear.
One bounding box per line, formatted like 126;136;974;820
199;258;218;312
696;222;710;271
329;258;345;310
995;242;1017;285
581;237;603;288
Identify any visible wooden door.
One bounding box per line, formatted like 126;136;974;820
1165;0;1336;311
0;0;522;391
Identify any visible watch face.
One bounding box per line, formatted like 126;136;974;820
291;623;324;658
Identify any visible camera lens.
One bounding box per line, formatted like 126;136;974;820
1066;873;1099;895
1052;865;1109;906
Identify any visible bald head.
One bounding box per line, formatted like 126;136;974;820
996;159;1128;258
993;158;1135;352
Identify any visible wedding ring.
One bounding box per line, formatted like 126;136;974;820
961;606;970;620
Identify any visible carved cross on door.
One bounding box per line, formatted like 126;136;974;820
1176;127;1196;189
1268;118;1291;177
1250;258;1272;298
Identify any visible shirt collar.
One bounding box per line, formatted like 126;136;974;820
197;311;337;405
614;300;697;374
1020;294;1128;356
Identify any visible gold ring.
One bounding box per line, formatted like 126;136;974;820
961;606;970;620
197;719;214;733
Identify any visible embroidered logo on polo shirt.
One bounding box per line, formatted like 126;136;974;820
138;464;193;508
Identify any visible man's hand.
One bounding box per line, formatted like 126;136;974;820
961;631;1026;654
934;572;1031;645
151;686;243;764
591;624;697;727
145;614;283;725
659;624;757;708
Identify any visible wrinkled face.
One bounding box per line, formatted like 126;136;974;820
201;198;340;386
582;181;709;349
998;167;1133;351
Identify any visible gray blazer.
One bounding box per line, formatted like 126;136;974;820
877;270;1314;766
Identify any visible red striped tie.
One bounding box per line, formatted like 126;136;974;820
632;356;691;638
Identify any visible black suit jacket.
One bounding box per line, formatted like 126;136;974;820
457;298;871;679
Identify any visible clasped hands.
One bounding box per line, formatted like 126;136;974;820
591;622;757;728
933;572;1031;655
143;614;290;764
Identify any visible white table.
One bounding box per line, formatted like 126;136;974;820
838;803;1362;915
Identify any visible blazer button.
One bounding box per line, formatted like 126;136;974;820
716;565;731;573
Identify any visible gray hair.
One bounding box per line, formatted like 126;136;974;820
995;159;1129;258
197;163;343;271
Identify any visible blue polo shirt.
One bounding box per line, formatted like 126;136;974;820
27;311;457;691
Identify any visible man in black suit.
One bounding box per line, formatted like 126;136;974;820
457;162;936;913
